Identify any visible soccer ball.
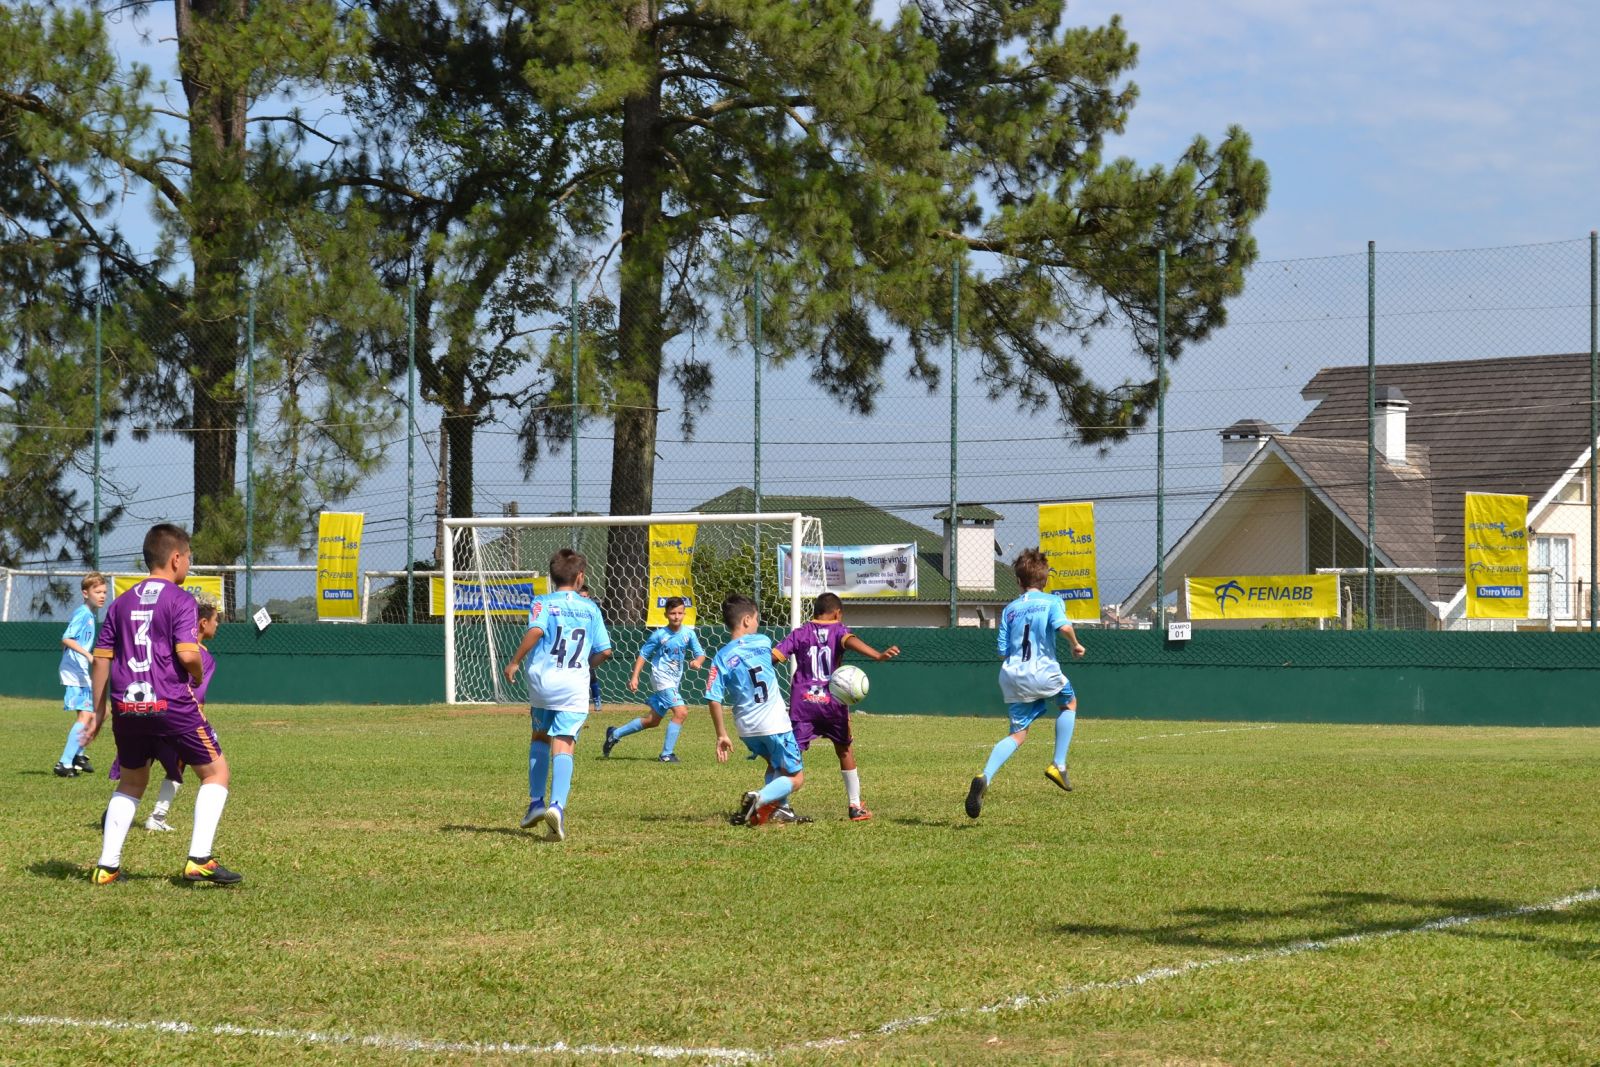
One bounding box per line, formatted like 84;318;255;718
828;665;869;706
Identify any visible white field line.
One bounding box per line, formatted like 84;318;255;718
0;1014;763;1063
798;887;1600;1050
973;723;1281;749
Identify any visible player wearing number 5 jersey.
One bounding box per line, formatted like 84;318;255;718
503;548;612;840
706;595;803;827
964;547;1086;820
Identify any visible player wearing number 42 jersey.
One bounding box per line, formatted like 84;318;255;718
503;548;612;841
964;547;1086;820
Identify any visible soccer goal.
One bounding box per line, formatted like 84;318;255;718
443;512;827;704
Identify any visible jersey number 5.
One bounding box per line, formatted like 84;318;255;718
746;667;769;703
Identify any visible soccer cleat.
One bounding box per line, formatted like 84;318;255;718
145;814;174;832
520;798;547;828
848;804;874;822
747;801;782;827
965;775;988;819
1045;763;1073;793
183;857;243;885
72;752;94;774
733;791;761;826
91;864;121;885
656;752;680;764
53;762;78;778
543;804;566;842
602;726;620;758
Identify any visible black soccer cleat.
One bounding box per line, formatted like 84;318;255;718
72;752;94;775
602;726;620;758
53;762;78;778
965;775;988;819
183;856;243;886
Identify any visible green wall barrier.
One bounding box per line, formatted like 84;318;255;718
6;622;1597;726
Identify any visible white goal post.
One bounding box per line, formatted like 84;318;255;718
443;512;825;704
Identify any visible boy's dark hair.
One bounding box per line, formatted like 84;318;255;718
143;524;191;571
663;596;687;612
195;600;219;623
722;594;758;629
812;592;843;617
81;572;107;592
1013;547;1050;590
549;548;586;587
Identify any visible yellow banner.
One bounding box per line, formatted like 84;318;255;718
113;573;224;611
429;575;549;617
1187;575;1338;620
315;512;364;621
647;523;697;626
1464;492;1528;619
1039;502;1100;621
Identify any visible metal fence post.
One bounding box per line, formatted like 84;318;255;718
569;278;579;550
949;259;960;629
1590;230;1597;631
406;278;417;625
1366;240;1376;631
92;300;102;571
753;267;764;609
244;288;256;619
1155;248;1166;635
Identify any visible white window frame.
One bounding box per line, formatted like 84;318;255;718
1531;534;1574;620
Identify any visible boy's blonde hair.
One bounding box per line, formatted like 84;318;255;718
82;572;107;592
193;591;221;620
1012;548;1050;591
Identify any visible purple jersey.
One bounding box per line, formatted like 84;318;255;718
777;621;851;713
94;578;202;718
194;646;217;707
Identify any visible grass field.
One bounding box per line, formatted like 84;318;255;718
3;698;1598;1065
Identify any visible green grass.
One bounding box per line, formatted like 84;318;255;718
3;699;1598;1065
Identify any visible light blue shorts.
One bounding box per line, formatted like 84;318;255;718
742;731;803;776
531;707;588;740
1007;683;1075;734
64;686;92;713
646;688;685;716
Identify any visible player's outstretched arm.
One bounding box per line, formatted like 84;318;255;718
588;648;613;669
688;655;706;670
82;655;111;745
502;626;544;683
843;634;899;661
628;655;649;691
1058;623;1086;658
707;702;733;763
770;646;788;664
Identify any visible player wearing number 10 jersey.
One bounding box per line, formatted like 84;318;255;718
964;547;1086;820
503;548;612;840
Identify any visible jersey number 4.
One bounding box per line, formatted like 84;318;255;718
551;627;588;668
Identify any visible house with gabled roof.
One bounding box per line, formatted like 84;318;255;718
1123;354;1599;629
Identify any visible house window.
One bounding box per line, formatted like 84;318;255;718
1557;478;1586;504
1531;535;1573;619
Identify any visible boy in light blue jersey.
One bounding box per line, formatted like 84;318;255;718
965;547;1086;819
706;594;803;827
55;572;108;777
503;548;612;841
606;596;706;762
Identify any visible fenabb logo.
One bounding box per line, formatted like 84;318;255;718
1043;527;1094;545
1214;581;1244;613
1212;579;1320;615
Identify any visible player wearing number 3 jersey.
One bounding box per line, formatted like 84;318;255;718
503;548;612;840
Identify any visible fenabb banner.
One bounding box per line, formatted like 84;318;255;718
1038;502;1100;620
776;543;919;598
646;523;698;626
113;573;224;611
1186;574;1339;620
1464;492;1529;619
315;512;364;621
429;575;549;617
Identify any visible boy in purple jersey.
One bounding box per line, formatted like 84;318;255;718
81;524;241;886
772;592;899;821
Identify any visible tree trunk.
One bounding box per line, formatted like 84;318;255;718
604;2;666;624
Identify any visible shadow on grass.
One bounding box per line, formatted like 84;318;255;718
439;823;555;840
1052;889;1547;952
27;859;165;883
890;816;979;830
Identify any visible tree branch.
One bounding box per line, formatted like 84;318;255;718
248;113;343;147
0;88;188;210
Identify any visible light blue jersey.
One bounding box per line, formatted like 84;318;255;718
524;590;612;715
705;634;790;738
639;625;706;694
997;590;1071;705
58;604;96;688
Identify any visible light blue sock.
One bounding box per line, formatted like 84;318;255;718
755;775;793;806
1053;709;1076;768
59;723;83;766
982;735;1021;781
614;717;646;739
661;721;682;756
528;739;551;800
550;753;575;807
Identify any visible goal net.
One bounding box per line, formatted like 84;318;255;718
444;512;827;704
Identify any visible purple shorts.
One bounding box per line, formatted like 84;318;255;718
790;693;851;751
112;706;222;773
108;748;185;782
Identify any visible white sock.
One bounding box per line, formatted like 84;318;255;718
99;792;139;868
152;777;180;817
841;768;861;807
188;783;228;859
